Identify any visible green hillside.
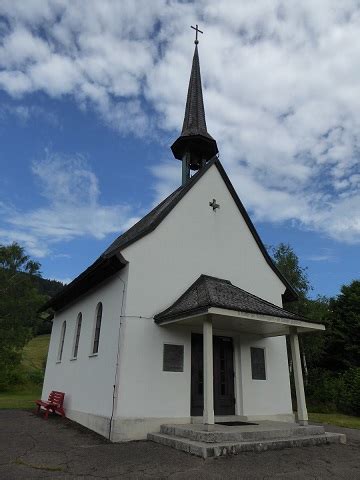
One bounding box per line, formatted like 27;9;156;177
0;335;50;409
22;334;50;372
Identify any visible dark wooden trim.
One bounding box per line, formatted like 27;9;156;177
41;254;127;312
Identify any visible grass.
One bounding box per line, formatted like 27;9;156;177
0;384;42;409
0;334;50;409
22;334;50;371
309;412;360;429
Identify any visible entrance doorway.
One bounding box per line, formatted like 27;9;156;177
191;333;235;416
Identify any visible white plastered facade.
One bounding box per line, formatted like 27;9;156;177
42;163;294;441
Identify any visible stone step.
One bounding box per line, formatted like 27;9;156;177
160;424;326;443
148;432;346;458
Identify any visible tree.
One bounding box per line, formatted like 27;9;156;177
322;280;360;371
0;243;45;390
271;243;311;315
301;296;330;369
271;243;328;381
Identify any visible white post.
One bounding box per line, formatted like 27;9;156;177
289;327;308;425
203;317;214;425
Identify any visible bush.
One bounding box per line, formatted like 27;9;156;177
0;350;24;391
338;368;360;415
26;369;44;385
306;368;360;415
306;369;343;412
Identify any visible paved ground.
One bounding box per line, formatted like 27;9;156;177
0;410;359;479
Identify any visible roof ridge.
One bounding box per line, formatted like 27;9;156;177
200;274;232;284
157;274;206;320
224;280;306;320
199;275;212;306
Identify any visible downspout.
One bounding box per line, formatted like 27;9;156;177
108;272;127;441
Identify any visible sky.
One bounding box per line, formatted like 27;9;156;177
0;0;359;298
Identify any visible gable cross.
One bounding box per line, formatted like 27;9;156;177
191;24;203;45
209;198;220;211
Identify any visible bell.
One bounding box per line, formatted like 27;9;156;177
188;153;203;171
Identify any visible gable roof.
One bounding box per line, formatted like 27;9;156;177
155;274;306;324
42;157;297;312
103;157;216;256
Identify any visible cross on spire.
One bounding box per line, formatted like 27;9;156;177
191;24;203;44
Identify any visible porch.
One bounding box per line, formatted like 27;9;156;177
154;275;325;427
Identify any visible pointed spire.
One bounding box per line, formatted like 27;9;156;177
181;45;209;138
171;28;218;183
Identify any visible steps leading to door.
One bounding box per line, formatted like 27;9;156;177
159;423;326;443
147;423;346;458
148;430;346;458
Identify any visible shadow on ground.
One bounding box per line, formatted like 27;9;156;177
0;410;359;479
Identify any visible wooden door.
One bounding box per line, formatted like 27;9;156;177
191;334;204;416
191;333;235;416
213;336;235;415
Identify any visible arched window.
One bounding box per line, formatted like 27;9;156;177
92;302;102;354
57;321;66;362
72;313;82;359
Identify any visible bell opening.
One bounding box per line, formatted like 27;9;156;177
188;153;203;171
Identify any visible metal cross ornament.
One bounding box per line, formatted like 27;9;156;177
191;24;203;44
209;198;220;211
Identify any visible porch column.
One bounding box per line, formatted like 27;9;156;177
203;317;214;425
289;327;308;425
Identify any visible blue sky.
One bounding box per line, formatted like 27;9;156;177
0;1;359;298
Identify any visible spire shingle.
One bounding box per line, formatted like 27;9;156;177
181;45;209;138
171;44;218;168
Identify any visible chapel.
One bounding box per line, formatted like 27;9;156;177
40;29;340;453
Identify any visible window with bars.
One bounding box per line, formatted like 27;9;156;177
57;321;66;362
250;347;266;380
92;303;102;354
72;313;82;359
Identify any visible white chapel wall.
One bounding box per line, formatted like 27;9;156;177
117;164;292;422
42;268;127;437
236;334;293;418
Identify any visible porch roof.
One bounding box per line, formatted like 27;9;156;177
154;275;324;336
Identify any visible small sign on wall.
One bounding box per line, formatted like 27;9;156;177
250;347;266;380
163;344;184;372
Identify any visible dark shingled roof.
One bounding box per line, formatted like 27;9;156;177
181;45;213;139
41;253;127;312
155;275;308;324
103;157;216;256
171;44;218;161
103;186;184;256
42;157;297;312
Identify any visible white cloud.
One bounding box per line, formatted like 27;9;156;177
0;103;59;126
0;1;359;243
0;152;134;257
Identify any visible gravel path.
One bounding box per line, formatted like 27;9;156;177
0;410;359;479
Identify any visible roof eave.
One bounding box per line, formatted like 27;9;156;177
155;306;324;332
171;134;218;161
40;253;127;312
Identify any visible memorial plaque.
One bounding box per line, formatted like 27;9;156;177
250;347;266;380
163;344;184;372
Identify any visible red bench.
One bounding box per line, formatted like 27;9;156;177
35;391;65;419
